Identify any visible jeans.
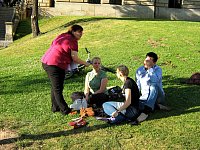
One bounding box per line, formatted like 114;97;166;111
42;63;70;115
125;105;139;120
102;102;127;124
139;84;165;111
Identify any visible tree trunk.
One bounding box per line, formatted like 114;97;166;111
31;0;40;37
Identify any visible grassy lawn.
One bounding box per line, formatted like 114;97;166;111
0;16;200;149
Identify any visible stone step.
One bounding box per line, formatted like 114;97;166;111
0;40;11;47
0;7;15;41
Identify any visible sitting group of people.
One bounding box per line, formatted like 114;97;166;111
41;24;169;125
84;52;169;124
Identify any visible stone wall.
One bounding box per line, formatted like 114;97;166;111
182;0;200;8
155;0;200;21
53;2;154;18
156;7;200;20
156;0;200;8
124;0;154;6
38;0;53;7
26;0;53;7
38;0;200;21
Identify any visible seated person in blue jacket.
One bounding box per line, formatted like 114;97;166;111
84;57;109;108
102;65;140;124
136;52;169;122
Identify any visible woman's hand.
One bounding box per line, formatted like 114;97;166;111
144;56;155;69
111;111;119;118
85;94;89;101
71;51;90;67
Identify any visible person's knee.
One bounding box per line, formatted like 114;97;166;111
102;102;108;109
139;99;155;112
149;84;158;91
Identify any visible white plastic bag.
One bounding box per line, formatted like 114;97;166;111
70;98;88;110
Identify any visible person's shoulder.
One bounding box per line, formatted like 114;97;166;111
59;33;75;40
100;70;107;74
136;66;145;74
87;70;93;75
137;65;145;71
100;70;108;78
57;32;68;38
54;33;69;42
154;65;162;71
96;70;105;75
127;77;136;83
124;77;137;88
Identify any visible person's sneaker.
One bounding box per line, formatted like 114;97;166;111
130;120;140;126
158;104;171;111
137;113;148;123
52;109;60;113
95;117;115;123
61;108;72;115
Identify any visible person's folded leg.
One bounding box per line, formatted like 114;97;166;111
102;101;125;116
109;113;127;124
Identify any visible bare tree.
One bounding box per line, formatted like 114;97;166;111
31;0;40;37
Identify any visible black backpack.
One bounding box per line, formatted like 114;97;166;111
108;86;125;102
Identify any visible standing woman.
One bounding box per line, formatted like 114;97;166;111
41;25;90;115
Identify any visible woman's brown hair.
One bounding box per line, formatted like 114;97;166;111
67;25;83;35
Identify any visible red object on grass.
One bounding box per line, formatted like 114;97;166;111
68;118;87;129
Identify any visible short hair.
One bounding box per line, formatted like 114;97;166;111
67;25;83;35
146;52;158;62
70;91;84;101
117;65;129;76
92;57;101;64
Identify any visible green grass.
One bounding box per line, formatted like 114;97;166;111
0;16;200;149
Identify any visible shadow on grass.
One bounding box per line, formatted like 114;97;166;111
0;74;199;145
1;73;199;112
0;69;116;96
0;123;116;145
0;73;49;95
149;75;200;120
14;16;196;41
14;19;32;40
41;17;175;35
13;17;155;40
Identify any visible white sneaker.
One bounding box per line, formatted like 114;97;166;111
137;113;148;123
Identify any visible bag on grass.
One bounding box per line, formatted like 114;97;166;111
107;86;125;102
70;92;87;110
186;72;200;85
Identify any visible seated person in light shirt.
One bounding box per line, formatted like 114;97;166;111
84;57;109;108
136;52;170;122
